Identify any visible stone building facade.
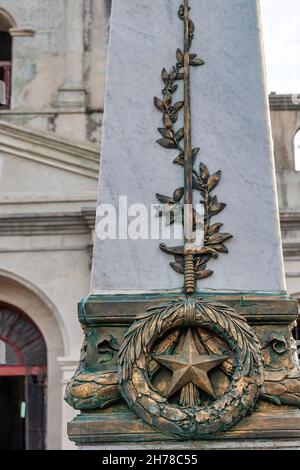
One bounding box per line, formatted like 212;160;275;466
270;93;300;356
0;0;110;450
0;0;299;451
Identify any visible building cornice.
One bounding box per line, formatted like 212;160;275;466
282;243;300;259
269;94;300;111
9;28;35;37
2;210;299;253
0;208;96;236
280;212;300;231
0;122;100;179
279;213;300;258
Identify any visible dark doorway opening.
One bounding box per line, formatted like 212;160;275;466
0;303;47;449
0;376;25;450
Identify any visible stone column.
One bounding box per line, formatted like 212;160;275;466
58;357;78;450
66;0;300;449
90;0;285;293
58;0;86;109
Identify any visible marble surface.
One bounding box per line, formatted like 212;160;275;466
91;0;286;292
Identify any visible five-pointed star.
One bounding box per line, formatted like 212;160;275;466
154;329;228;398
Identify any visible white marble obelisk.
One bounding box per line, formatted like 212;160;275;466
91;0;285;293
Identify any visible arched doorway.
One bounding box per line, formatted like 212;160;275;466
0;303;47;450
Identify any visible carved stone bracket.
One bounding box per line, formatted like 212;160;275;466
64;370;119;411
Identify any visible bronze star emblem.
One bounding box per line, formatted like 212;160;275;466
154;329;228;398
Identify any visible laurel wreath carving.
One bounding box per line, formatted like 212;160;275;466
154;4;232;283
118;301;264;438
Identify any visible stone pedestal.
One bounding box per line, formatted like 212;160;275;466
65;0;300;449
67;292;300;448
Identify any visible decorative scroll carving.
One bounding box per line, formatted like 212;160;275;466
118;300;263;438
96;335;119;364
64;331;120;410
64;370;119;411
261;332;287;355
154;1;232;293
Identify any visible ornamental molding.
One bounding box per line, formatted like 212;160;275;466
0;121;99;179
282;242;300;258
269;94;300;111
9;28;35;37
280;212;300;231
0;208;95;237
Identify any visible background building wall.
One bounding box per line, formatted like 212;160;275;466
0;0;299;450
0;0;111;449
0;0;110;144
270;94;300;300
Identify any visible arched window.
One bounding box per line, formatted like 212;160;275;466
294;130;300;171
0;9;15;108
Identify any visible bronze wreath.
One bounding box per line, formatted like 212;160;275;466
118;300;264;438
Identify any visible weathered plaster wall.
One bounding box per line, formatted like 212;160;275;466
0;0;110;144
270;107;300;211
1;0;64;110
0;0;110;450
270;95;300;298
0;139;97;448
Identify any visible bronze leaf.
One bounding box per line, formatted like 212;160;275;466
190;57;205;66
208;223;224;235
199;162;210;182
210;202;226;215
161;68;169;84
207;171;222;192
156;138;177;149
176;48;184;64
192;147;200;161
158;128;174;139
195;269;213;280
173;187;185;202
192;177;203;191
176;128;185;141
170;262;185;274
209;244;228;253
163;113;173;129
207;233;233;245
159;243;185;255
173;101;184;113
170;69;178;81
156;193;174;204
154;96;165;112
173;155;184;166
164;94;172;107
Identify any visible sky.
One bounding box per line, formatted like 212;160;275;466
260;0;300;93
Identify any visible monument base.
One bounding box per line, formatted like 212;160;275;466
69;407;300;449
66;292;300;448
